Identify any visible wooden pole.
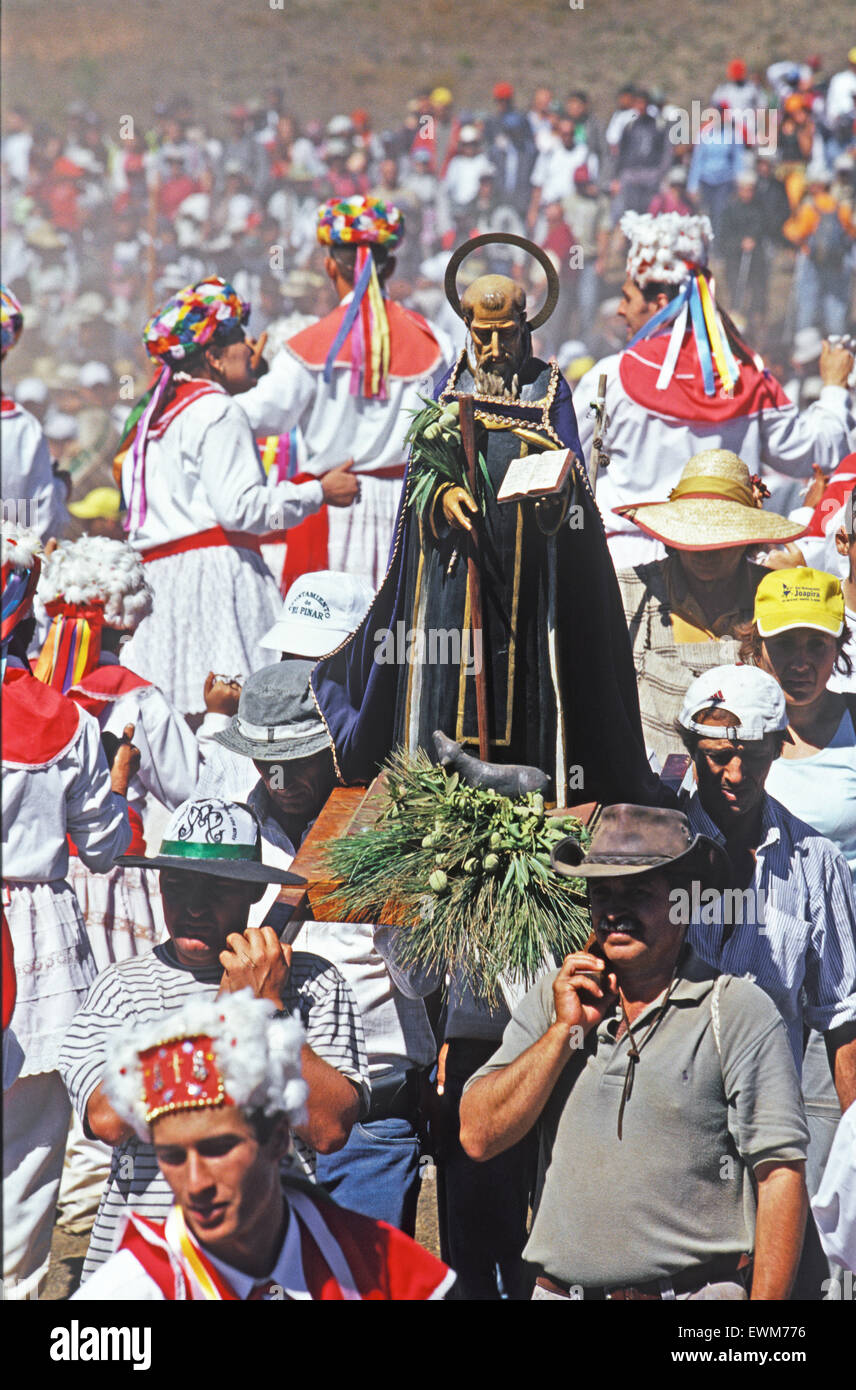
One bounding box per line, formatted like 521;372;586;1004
458;395;490;761
589;372;608;495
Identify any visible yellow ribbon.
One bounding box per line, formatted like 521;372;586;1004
697;275;737;393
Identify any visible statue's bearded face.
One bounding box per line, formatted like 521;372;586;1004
461;276;528;393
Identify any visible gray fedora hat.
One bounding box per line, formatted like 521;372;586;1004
551;804;731;886
213;660;332;762
122;797;304;885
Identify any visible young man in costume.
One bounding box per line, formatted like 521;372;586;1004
73;991;454;1300
573;212;855;570
59;795;370;1279
312;233;662;809
1;283;70;542
116;276;358;715
238;196;453;589
2;523;134;1299
460;804;809;1301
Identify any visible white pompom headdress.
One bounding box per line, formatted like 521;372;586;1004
103;989;309;1139
33;536;153;692
38;535;153;632
621;211;713;288
619;211;761;399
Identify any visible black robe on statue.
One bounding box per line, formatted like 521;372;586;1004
312;351;664;808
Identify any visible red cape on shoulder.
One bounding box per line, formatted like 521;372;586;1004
287;300;444;381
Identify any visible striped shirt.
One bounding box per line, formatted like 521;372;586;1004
58;943;370;1278
682;791;856;1072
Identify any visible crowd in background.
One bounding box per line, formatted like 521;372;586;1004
3;48;856;519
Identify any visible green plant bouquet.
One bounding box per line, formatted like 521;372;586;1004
403;397;494;519
321;748;591;1004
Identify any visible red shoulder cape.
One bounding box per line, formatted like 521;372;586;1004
68;662;152;718
619;332;791;424
2;668;81;766
286;300;444;381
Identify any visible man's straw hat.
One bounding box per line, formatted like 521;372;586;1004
615;449;807;551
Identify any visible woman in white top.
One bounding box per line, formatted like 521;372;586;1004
118;276;357;714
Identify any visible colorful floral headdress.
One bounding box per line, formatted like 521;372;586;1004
117;278;250;534
1;524;41;669
0;284;24;358
316;197;404;399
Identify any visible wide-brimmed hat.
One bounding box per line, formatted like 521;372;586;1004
551;804;731;886
123;796;303;884
213;660;332;762
615;449;807;551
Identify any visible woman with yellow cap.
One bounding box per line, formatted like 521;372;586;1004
614;447;808;766
740;564;856;1300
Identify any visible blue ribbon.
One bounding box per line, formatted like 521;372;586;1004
687;276;715;397
322;252;375;385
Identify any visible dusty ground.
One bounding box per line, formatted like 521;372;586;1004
2;0;852;134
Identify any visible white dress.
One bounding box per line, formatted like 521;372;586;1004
2;664;130;1297
120;380;324;713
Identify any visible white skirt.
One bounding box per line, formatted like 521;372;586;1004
325;474;403;588
4;881;97;1077
66;859;166;974
121;544;282;714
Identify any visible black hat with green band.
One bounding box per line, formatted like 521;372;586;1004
122;796;304;885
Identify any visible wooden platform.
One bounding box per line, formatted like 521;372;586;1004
277;782;599;930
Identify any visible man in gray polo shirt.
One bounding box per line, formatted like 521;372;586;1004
459;804;809;1300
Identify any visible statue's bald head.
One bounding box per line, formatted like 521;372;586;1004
461;275;529;392
461;275;527;328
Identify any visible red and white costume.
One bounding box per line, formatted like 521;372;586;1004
74;1191;454;1301
574;211;854;570
239;298;452;587
2;660;130;1298
120;378;323;713
575;344;853;570
1;395;70;541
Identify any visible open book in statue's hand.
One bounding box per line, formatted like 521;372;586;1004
497;448;575;504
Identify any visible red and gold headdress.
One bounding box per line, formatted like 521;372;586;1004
104;990;307;1138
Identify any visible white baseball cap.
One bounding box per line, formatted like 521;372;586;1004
260;571;375;658
678;665;788;742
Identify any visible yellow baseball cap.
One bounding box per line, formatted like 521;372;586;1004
68;486;123;520
755;567;845;638
849;46;856;63
430;86;453;106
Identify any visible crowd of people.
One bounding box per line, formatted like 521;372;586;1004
2;42;856;1307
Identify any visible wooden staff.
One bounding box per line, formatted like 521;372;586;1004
458;394;490;761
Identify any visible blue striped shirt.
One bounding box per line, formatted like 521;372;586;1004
681;791;856;1073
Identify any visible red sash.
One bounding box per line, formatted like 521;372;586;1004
139;526;263;563
1;395;21;418
1;668;81;767
276;464;406;595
